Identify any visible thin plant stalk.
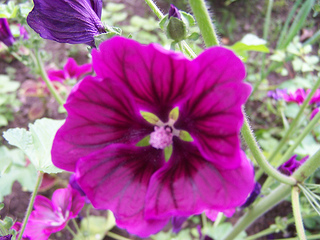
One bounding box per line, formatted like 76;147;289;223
105;231;131;240
241;114;296;185
291;186;306;240
188;0;219;47
65;225;78;238
144;0;163;19
33;49;65;106
252;0;273;95
18;171;43;240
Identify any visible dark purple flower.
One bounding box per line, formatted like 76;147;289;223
168;4;181;19
240;182;261;208
24;185;85;240
172;216;188;233
308;89;320;104
0;235;12;240
0;18;15;47
47;58;92;83
27;0;105;47
51;37;255;237
279;155;308;176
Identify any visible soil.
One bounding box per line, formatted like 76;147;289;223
1;0;319;239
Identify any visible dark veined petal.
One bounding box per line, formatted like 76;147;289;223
52;76;153;172
76;144;168;237
175;47;251;169
85;0;103;19
92;36;196;122
0;18;15;46
144;139;254;219
27;0;105;47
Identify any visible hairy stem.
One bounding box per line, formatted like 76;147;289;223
291;186;306;240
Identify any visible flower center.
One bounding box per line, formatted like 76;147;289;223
149;126;173;149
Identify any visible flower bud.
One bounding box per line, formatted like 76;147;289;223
164;5;187;42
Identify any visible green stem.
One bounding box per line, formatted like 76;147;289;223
188;0;219;47
65;225;77;238
72;218;81;235
222;183;291;240
252;0;273;95
181;41;197;59
201;212;208;234
292;147;320;183
212;212;225;229
274;234;320;240
291;186;306;240
144;0;164;19
106;231;131;240
267;77;320;167
244;227;275;240
241;114;296;185
18;171;43;240
33;49;65;106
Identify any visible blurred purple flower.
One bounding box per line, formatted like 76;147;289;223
51;37;255;237
0;235;12;240
168;4;181;19
27;0;105;47
310;108;319;120
47;58;92;83
19;24;29;40
24;185;85;240
172;216;188;233
267;89;287;101
0;18;15;47
283;88;306;105
308;89;320;105
279;155;308;176
240;182;261;208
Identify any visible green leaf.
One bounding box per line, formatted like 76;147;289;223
0;146;37;201
181;11;196;27
179;130;194;142
106;3;125;12
169;107;179;121
3;118;65;173
136;135;150;147
207;222;247;240
140;111;159;124
164;145;173;162
76;213;116;240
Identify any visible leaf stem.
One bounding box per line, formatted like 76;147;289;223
241;114;296;185
18;171;43;240
188;0;219;47
105;231;131;240
291;186;306;240
144;0;164;19
65;224;77;238
33;49;65;106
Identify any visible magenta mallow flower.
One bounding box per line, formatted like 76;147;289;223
47;58;92;83
279;155;308;176
283;88;306;104
51;37;255;237
27;0;105;47
0;18;15;47
24;185;85;240
310;108;319;120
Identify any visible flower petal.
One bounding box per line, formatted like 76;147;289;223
51;187;72;216
175;47;251;168
145;139;254;219
92;36;196;121
52;76;152;171
0;18;15;46
64;58;92;80
27;0;105;47
85;0;103;19
76;144;168;237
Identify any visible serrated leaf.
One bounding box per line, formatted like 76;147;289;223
76;213;116;240
3;118;65;173
0;146;37;201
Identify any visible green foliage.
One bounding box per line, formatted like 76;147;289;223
207;222;247;240
0;146;37;201
3;118;64;173
0;75;21;127
75;213;116;240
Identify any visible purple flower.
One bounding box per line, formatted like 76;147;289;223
240;182;261;208
27;0;105;47
0;18;15;47
172;216;188;233
24;185;85;240
267;89;287;101
51;37;255;237
47;58;92;83
283;88;306;104
168;4;181;19
308;89;320;105
0;235;12;240
279;155;308;176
